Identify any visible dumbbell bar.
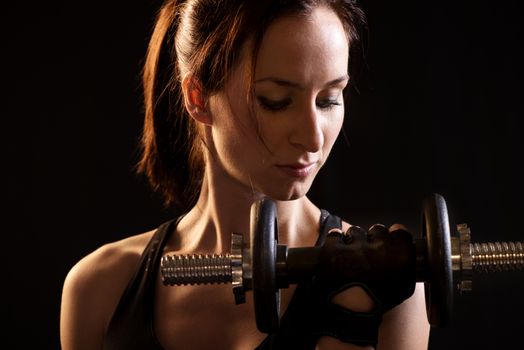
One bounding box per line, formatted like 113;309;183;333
161;194;523;332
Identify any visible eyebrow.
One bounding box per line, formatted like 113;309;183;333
254;74;349;90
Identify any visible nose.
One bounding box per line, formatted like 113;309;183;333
288;103;323;153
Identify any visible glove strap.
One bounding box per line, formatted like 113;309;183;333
312;293;382;347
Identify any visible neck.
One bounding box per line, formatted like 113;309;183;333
175;163;321;255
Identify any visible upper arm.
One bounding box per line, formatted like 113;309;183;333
60;256;106;350
60;243;141;350
377;282;430;350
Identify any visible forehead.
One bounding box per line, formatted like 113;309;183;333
254;7;349;84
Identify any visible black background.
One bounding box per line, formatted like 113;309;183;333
6;0;523;348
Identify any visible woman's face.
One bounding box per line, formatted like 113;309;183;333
207;6;349;201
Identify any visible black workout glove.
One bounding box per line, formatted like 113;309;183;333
264;224;416;349
317;224;416;312
308;224;416;347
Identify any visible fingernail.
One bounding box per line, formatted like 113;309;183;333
369;223;386;231
328;228;344;235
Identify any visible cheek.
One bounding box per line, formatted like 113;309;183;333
210;96;267;165
210;92;252;142
257;116;288;148
323;112;344;147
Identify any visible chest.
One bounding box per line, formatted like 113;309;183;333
154;281;298;350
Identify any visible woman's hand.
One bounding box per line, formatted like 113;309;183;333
309;224;417;347
318;224;416;312
265;223;418;349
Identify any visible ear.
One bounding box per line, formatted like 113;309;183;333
182;75;212;126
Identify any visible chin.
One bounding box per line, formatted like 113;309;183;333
243;169;317;202
262;181;312;202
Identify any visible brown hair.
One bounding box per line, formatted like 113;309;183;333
138;0;366;211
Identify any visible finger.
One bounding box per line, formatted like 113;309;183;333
367;223;388;241
328;228;344;235
328;228;353;244
326;228;345;244
388;224;414;244
346;225;367;243
389;223;408;232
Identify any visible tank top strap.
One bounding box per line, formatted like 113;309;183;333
103;216;183;350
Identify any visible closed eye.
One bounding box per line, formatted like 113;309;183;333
257;96;292;112
317;99;342;111
256;96;343;112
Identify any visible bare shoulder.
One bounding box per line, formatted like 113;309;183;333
69;230;156;280
60;230;156;350
63;230;156;297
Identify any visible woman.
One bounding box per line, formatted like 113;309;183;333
60;0;430;349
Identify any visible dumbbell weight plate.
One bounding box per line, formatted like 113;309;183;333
250;194;453;331
422;193;453;327
251;198;280;333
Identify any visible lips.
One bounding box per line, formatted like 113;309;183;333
275;162;317;178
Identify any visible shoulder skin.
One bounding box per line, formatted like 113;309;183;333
60;231;155;350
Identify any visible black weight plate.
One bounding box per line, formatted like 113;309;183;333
251;198;280;333
422;193;453;327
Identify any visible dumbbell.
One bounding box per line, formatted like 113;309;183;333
161;193;523;333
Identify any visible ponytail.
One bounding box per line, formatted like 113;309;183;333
138;0;203;211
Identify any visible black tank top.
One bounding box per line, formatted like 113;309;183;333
102;210;341;350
